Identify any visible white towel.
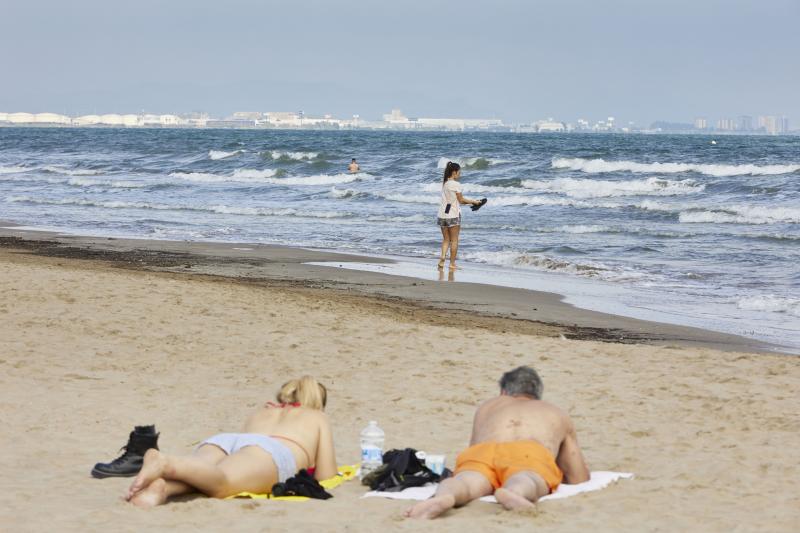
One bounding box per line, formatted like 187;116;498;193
362;471;633;503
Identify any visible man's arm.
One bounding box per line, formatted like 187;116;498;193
556;417;590;484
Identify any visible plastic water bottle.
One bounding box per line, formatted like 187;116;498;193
359;420;385;479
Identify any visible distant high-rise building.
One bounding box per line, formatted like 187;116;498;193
779;116;790;134
759;115;780;135
737;115;753;131
694;117;707;130
716;118;736;131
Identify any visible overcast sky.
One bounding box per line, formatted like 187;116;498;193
2;0;798;125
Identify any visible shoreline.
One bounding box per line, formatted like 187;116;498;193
0;221;781;354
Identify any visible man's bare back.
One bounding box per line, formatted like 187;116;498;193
470;395;589;484
406;365;589;519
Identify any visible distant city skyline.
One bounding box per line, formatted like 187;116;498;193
1;107;793;134
2;0;798;126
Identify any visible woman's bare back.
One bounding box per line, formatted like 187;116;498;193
243;405;335;477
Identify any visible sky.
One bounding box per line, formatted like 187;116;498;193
2;0;798;126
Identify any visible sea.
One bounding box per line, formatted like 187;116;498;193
1;128;798;352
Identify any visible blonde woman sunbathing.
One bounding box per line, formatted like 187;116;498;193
125;376;337;507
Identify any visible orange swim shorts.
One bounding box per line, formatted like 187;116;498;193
454;440;563;492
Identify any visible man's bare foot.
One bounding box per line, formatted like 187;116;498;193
130;478;168;508
126;449;169;500
404;494;456;519
494;488;536;511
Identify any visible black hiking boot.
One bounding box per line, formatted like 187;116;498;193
91;425;159;478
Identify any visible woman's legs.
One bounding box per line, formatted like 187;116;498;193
128;445;278;505
128;444;225;507
438;226;450;269
448;225;461;269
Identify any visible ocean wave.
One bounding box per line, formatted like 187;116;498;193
422;182;515;194
268;150;319;161
6;196;350;219
0;165;31;174
437;157;503;170
463;250;649;282
366;214;428;223
170;169;278;183
208;149;245;160
330;186;370;199
65;177;149;188
737;295;800;317
275;172;370;186
1;174;154;189
678;205;800;225
520;177;704;198
41;165;104;176
552;157;800;177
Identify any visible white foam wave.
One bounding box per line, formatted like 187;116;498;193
421;182;513;194
552;157;800;177
366;214;428;223
436;157;499;169
42;165;104;176
66;177;148;188
6;196;349;219
678;205;800;225
557;225;613;234
463;250;648;282
737;295;800;317
330;187;363;199
0;165;31;174
521;177;703;198
170;169;276;183
380;192;595;208
269;150;318;161
275;172;369;186
209;149;245;160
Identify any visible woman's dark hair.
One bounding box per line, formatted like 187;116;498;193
442;161;461;184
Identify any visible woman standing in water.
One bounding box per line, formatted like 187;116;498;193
437;161;483;271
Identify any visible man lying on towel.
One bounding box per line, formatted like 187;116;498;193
406;365;589;518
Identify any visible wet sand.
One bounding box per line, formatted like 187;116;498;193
1;225;798;532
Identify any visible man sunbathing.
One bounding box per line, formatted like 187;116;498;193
406;365;589;518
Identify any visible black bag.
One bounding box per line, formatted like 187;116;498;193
363;448;449;492
271;469;333;500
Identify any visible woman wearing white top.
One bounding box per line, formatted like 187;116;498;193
437;161;482;271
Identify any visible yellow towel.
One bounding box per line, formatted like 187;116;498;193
228;465;359;501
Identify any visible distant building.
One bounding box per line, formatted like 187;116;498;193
737;115;753;131
264;112;301;127
779;116;789;134
716;118;736;131
534;118;565;132
231;111;263;120
694;117;708;130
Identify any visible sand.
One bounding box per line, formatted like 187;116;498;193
1;241;798;532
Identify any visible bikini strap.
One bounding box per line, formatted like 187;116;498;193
270;435;313;467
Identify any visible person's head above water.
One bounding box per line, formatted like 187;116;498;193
442;161;461;184
499;366;543;400
276;375;328;410
351;158;357;163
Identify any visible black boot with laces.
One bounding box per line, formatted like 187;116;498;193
91;425;159;478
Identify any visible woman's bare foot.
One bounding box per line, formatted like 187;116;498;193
130;478;168;508
404;494;456;519
126;449;169;500
449;263;458;271
437;258;445;270
494;488;536;510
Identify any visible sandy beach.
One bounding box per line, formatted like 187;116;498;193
1;230;798;532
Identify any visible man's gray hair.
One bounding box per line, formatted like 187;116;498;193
499;366;543;399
